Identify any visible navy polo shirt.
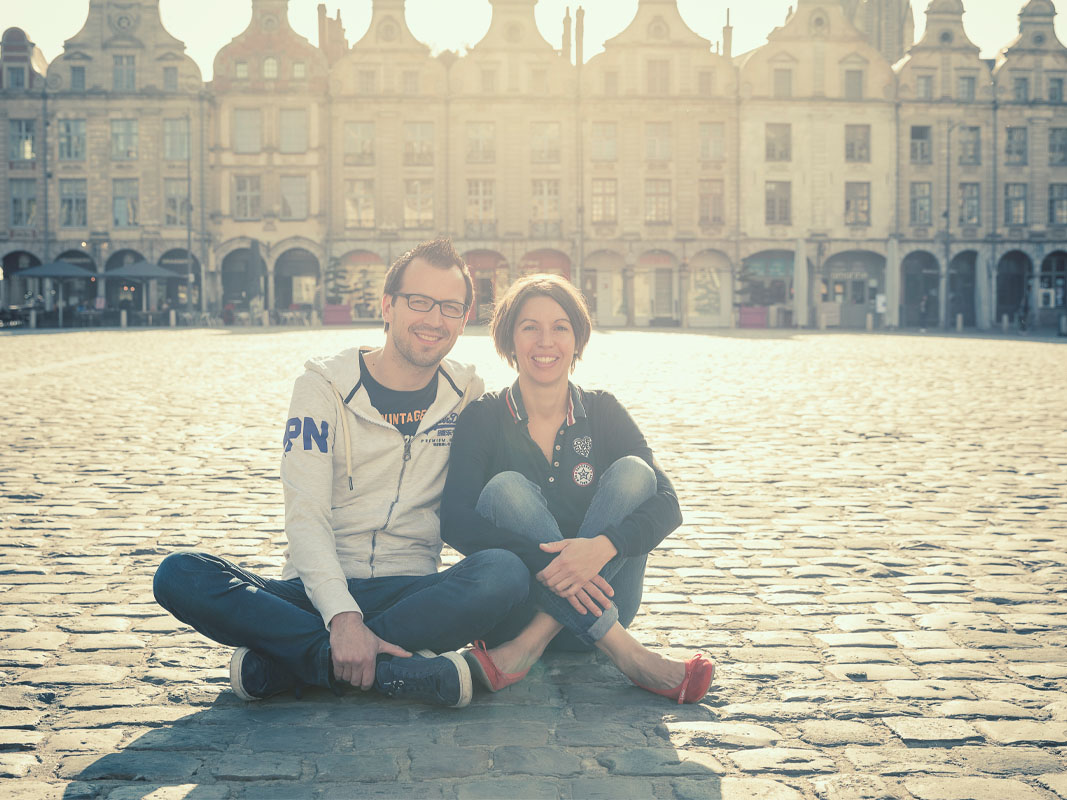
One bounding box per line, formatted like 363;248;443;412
440;381;682;574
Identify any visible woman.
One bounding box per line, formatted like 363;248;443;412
440;274;713;704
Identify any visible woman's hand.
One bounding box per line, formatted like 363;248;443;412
536;536;618;600
568;575;615;616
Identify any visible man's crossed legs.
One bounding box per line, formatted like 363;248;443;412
152;548;530;706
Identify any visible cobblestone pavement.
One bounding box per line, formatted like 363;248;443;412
1;327;1066;800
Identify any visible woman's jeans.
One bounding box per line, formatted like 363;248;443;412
475;456;656;650
152;548;530;690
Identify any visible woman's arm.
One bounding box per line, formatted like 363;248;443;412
440;399;557;574
593;393;684;558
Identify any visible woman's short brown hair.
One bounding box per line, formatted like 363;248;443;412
490;273;592;372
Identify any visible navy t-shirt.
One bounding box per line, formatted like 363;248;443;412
359;351;438;437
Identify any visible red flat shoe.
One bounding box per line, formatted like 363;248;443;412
463;640;530;692
631;654;714;704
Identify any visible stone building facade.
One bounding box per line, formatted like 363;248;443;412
2;0;1066;331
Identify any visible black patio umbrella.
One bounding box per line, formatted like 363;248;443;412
17;261;96;328
105;262;186;313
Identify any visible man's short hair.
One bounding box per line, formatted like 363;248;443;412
490;273;592;372
382;239;474;331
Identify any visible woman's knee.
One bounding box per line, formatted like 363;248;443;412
601;456;656;500
476;471;543;521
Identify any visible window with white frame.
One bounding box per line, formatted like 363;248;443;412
110;119;138;160
910;125;931;163
1051;128;1067;166
71;66;85;91
163;118;189;160
113;55;135;91
343;122;375;165
699;122;724;161
344;179;374;228
531;179;561;237
9;179;36;227
293;62;306;79
1004;183;1028;225
765;181;791;225
404;179;433;228
9;119;35;161
233;109;262;154
591;122;616;161
263;57;278;80
233;175;261;220
164;178;189;226
765;123;791;162
531;122;560;163
958;74;976;102
60;179;87;227
909;182;932;226
6;66;25;89
845;124;871;162
1006;127;1028;165
700;179;725;225
58;119;86;161
403;122;434;166
279;109;308;154
645;179;671;223
112;178;138;226
959;126;981;164
1050;184;1067;225
959;182;981;226
591;179;617;224
646;122;671;161
1050;77;1065;103
845;182;871;225
280;175;309;220
916;74;934;100
466;179;495;236
646;60;669;94
466;122;495;163
1013;76;1030;102
235;61;248;79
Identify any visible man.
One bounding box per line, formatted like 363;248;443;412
153;239;529;707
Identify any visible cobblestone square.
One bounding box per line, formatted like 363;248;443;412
1;327;1066;800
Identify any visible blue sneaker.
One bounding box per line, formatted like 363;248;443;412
374;649;472;708
229;647;299;701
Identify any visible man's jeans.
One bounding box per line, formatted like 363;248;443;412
152;548;530;690
475;455;656;649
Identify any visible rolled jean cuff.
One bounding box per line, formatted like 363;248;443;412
536;588;619;647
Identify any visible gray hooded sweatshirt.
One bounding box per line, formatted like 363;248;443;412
279;347;484;627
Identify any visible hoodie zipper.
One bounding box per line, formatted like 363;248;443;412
369;436;413;576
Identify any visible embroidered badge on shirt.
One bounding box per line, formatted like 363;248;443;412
572;436;592;457
573;462;594;486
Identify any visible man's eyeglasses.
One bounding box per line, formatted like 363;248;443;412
393;293;469;319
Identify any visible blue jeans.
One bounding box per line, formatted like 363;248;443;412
475;456;655;649
152;548;529;690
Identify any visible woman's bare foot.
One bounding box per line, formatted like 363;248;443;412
616;649;686;691
485;640;541;675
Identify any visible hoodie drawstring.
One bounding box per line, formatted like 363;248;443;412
334;391;354;490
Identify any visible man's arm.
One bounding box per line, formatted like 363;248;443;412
280;372;409;688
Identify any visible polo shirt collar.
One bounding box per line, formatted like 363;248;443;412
505;381;586;425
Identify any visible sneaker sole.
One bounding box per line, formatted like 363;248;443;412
416;648;472;709
229;647;257;702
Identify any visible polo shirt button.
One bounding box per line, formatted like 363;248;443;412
548;476;555;483
558;429;564;435
553;461;559;467
555;444;561;450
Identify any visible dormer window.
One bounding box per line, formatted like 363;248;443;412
1014;76;1030;103
6;67;25;90
71;66;85;91
235;61;248;79
264;58;278;80
916;74;934;100
293;62;306;80
163;67;177;92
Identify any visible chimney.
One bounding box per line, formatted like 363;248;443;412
562;7;572;61
575;5;584;67
722;9;733;60
318;3;326;50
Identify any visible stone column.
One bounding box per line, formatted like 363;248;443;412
793;238;808;328
975;242;993;330
679;261;691;329
886;236;900;328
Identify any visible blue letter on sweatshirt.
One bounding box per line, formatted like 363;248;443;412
283;417;302;452
303;418;329;453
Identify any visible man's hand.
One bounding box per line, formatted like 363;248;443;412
567;574;615;616
537;536;617;599
329;611;410;690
